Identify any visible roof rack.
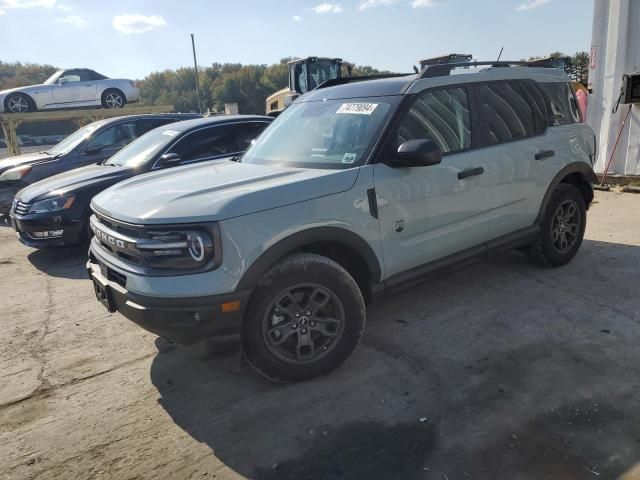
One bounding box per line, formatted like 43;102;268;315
315;73;415;90
419;60;560;79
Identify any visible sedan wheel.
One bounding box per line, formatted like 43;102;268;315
6;94;33;113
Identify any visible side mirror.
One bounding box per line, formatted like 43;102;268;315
157;153;181;168
389;139;442;168
58;78;69;85
84;144;105;155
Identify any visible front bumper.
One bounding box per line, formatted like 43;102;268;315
87;257;251;355
11;211;85;248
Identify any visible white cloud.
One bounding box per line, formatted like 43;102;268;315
515;0;552;11
411;0;440;7
0;0;56;9
359;0;399;10
58;14;85;27
0;9;5;14
112;14;166;34
311;3;343;13
292;15;302;21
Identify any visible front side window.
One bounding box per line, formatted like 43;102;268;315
397;87;471;153
475;82;536;145
59;70;91;83
168;126;234;162
234;122;269;151
85;123;137;151
241;98;395;169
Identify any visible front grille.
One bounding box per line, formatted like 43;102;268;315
106;267;127;288
92;212;145;266
13;200;30;216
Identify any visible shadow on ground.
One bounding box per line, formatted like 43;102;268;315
26;245;89;279
149;239;640;479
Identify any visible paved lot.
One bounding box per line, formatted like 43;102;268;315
1;191;640;480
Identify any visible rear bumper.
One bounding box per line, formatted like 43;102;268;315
11;212;85;247
87;258;250;355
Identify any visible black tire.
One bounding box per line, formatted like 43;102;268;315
101;89;126;109
243;253;365;383
5;93;35;113
528;183;586;267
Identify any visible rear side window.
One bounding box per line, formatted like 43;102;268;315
538;82;581;125
474;82;537;145
234;122;269;151
398;87;472;153
168;125;234;162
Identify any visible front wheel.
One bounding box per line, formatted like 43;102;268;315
102;89;126;109
243;253;366;383
528;183;586;267
5;93;35;113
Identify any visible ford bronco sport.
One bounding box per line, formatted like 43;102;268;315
87;61;596;382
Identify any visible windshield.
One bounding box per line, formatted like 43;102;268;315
43;70;63;85
104;127;180;167
241;98;394;169
47;123;101;156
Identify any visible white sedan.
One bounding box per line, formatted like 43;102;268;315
0;68;140;113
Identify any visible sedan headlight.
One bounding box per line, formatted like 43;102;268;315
0;165;31;181
135;228;215;269
30;195;75;214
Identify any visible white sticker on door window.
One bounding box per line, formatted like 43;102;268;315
337;103;379;115
342;153;357;164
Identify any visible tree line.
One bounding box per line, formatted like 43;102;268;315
0;51;590;120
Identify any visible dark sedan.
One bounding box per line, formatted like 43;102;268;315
10;115;272;248
0;113;199;215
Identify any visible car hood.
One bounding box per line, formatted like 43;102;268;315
18;164;133;203
92;160;359;224
0;151;53;174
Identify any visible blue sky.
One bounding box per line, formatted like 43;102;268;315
0;0;594;79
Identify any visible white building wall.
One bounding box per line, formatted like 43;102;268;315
588;0;640;175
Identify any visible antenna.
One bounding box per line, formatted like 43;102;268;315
496;47;504;62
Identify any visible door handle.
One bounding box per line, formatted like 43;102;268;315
85;84;94;87
535;149;555;161
457;167;484;180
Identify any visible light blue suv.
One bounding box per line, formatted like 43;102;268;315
88;61;596;382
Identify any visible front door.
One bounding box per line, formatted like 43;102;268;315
373;86;492;278
52;70;97;105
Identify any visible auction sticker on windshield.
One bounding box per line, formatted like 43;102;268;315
337;103;378;115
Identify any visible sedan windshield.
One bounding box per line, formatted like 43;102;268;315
43;70;63;85
104;127;180;167
47;123;101;156
241;98;394;169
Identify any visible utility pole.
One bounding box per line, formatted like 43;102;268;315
190;33;202;114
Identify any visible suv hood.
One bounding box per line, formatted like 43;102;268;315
0;151;54;174
92;160;359;224
18;164;132;203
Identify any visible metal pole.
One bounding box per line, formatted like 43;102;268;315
191;33;202;114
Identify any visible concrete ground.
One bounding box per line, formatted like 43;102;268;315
1;190;640;480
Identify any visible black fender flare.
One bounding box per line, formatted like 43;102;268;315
235;226;382;291
535;162;597;224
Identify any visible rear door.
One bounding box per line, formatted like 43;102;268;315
470;81;547;239
373;86;492;277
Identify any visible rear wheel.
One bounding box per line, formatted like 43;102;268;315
5;93;35;113
243;253;365;382
102;89;126;109
528;183;586;267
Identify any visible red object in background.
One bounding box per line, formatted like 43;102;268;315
575;88;588;121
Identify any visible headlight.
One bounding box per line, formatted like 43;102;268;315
136;228;215;269
30;195;75;214
0;165;31;181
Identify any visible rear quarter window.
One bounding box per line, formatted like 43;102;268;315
538;82;581;126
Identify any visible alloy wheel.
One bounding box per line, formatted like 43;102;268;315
551;199;580;253
7;95;29;113
105;92;123;108
262;283;346;364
